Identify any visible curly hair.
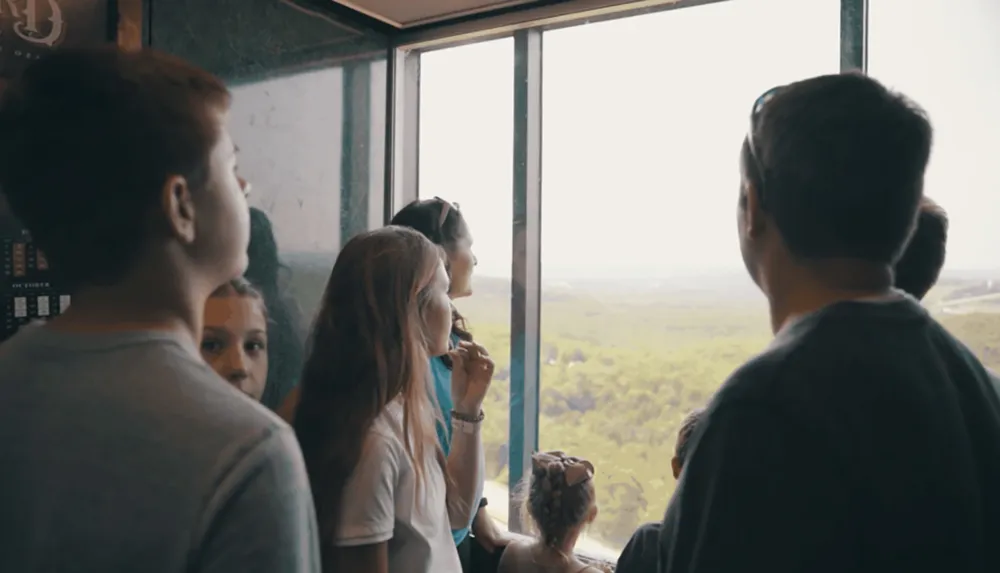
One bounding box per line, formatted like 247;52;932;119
522;451;596;549
894;197;948;300
675;408;704;468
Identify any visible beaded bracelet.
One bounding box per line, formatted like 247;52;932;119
451;409;485;423
451;409;484;434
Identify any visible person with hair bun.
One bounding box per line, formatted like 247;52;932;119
498;451;607;573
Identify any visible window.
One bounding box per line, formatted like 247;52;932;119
868;0;1000;370
418;38;516;528
539;0;839;555
229;60;386;409
231;68;344;320
404;0;1000;559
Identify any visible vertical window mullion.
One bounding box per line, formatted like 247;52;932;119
385;47;421;223
508;27;543;534
841;0;868;72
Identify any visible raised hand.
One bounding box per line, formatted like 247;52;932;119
449;340;494;416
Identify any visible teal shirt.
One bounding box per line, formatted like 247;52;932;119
431;340;484;545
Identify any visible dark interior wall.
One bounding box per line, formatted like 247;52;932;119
150;0;389;407
149;0;388;81
1;0;115;343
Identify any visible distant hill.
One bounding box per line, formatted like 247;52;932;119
281;250;1000;316
942;279;1000;302
281;250;1000;323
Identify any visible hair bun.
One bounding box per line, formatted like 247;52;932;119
525;450;597;549
532;450;594;487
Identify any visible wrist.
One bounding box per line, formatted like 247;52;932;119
451;409;484;435
453;402;483;417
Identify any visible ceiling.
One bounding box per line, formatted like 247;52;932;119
332;0;545;28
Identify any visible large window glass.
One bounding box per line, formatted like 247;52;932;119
418;39;515;528
231;68;344;320
540;0;839;555
228;60;386;409
869;0;1000;368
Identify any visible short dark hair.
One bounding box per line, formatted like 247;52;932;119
0;47;230;290
894;198;948;300
675;408;704;468
746;73;932;265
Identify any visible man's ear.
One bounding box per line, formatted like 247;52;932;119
671;456;682;480
162;175;196;245
586;505;598;524
743;181;766;240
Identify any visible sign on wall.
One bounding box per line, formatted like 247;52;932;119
1;0;113;343
1;0;110;83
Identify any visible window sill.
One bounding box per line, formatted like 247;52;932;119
497;531;616;572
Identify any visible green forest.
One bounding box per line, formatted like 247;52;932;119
286;255;1000;550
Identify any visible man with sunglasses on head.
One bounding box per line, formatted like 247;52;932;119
659;73;1000;573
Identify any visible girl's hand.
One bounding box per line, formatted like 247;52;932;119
449;340;494;415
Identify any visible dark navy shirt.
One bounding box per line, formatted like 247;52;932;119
661;297;1000;573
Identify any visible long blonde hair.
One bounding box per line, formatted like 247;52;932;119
293;226;445;570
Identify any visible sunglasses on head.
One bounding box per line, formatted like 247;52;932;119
433;196;460;229
745;85;784;203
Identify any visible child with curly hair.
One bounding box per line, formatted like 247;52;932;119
616;408;704;573
498;451;608;573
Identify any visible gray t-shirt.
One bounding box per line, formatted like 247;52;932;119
334;402;461;573
0;324;320;573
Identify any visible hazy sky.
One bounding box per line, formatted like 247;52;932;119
420;0;1000;279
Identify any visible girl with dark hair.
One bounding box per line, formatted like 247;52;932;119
245;206;306;410
391;198;508;567
390;197;477;344
293;226;493;573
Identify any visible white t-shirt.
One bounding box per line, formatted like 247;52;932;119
334;402;461;573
